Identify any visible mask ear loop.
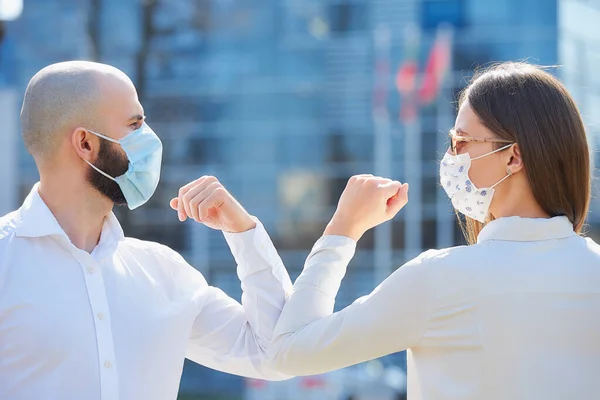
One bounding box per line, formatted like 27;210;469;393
87;129;120;144
83;159;118;182
490;167;513;189
470;143;514;161
81;129;120;182
470;143;515;189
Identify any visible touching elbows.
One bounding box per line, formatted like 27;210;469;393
266;333;328;378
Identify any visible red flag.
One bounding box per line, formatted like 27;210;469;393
395;24;420;122
395;60;418;94
419;27;452;105
395;60;418;121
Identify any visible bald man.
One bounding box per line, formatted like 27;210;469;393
0;61;292;399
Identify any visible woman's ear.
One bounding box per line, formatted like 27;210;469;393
506;143;524;175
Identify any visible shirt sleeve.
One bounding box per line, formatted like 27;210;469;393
267;235;437;376
185;218;293;381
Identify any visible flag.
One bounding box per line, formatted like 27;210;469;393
419;26;452;105
395;61;418;121
395;24;420;122
395;60;418;94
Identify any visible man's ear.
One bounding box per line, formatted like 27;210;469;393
71;127;99;162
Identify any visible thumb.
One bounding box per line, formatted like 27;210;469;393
170;198;178;210
386;183;409;215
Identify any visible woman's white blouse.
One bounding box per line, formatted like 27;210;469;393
269;216;600;400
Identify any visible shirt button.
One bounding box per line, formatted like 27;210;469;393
97;312;104;320
87;266;95;274
105;361;112;368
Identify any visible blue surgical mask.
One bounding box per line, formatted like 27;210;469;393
84;122;163;210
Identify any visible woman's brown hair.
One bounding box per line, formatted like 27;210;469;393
457;62;591;244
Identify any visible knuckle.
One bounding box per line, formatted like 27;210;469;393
209;181;224;191
182;190;193;203
213;186;227;197
189;196;200;208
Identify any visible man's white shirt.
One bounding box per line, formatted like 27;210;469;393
0;184;292;400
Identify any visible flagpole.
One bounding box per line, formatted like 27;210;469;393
373;24;393;285
403;24;422;260
436;25;455;248
403;118;422;260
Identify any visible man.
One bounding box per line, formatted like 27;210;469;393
0;61;292;399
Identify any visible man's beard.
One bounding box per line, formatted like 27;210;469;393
87;139;129;206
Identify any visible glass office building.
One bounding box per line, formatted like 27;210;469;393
559;0;600;233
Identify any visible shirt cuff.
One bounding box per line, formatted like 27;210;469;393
222;217;286;281
294;235;357;296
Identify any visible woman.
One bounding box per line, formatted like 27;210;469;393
268;62;600;399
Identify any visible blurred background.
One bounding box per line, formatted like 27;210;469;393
1;0;600;399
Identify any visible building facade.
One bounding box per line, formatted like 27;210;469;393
559;0;600;232
0;0;568;397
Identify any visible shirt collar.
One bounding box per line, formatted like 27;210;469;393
15;183;125;242
477;216;575;244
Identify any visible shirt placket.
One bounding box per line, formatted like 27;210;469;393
70;248;120;400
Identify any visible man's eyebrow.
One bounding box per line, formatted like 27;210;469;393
128;114;145;121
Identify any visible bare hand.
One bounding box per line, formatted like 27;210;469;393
324;174;409;241
170;176;256;233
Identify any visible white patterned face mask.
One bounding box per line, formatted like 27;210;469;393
439;144;513;223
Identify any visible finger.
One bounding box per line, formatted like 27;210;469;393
198;188;228;221
187;182;222;222
178;190;188;221
373;177;394;188
347;174;374;186
177;176;218;221
386;183;409;216
377;180;403;198
177;199;186;222
177;178;203;221
362;176;391;186
182;181;219;222
170;198;178;210
178;177;209;220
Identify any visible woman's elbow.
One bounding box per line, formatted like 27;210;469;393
255;365;294;382
267;336;320;377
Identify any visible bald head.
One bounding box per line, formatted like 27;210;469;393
20;61;135;162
